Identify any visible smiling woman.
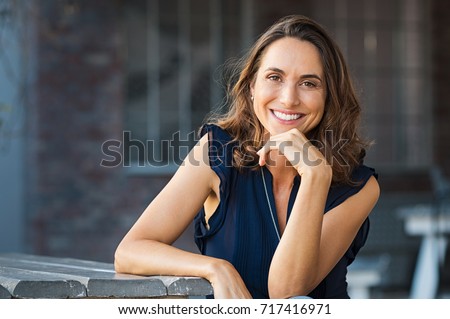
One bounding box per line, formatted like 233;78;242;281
115;15;380;299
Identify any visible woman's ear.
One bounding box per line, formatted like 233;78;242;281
250;80;255;99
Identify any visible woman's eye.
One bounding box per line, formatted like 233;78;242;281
302;81;317;88
268;75;281;81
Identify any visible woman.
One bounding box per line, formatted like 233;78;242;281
115;15;380;299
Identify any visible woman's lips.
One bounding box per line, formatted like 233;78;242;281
271;109;304;122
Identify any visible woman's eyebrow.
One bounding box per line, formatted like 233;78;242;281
264;67;285;74
264;67;323;82
300;74;323;82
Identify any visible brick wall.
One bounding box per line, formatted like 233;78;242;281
25;0;182;262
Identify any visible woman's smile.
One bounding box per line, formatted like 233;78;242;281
271;109;305;123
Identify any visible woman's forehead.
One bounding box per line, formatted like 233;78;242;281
258;37;324;76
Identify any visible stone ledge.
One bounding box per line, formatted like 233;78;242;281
0;253;213;299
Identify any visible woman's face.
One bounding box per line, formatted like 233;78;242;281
251;37;327;137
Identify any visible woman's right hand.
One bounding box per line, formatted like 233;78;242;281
206;259;252;299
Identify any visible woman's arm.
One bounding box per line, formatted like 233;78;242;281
114;134;252;298
268;175;379;298
258;129;380;298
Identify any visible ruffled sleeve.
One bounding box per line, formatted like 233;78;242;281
199;124;234;185
326;165;377;212
326;165;378;265
194;124;235;253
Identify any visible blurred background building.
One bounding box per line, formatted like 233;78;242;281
0;0;449;298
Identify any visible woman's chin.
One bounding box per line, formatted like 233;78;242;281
267;126;305;136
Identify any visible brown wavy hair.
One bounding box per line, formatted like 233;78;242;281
205;15;370;185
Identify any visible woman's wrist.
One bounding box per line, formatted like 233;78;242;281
298;164;332;186
203;257;233;283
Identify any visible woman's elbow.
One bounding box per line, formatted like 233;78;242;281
268;278;314;299
114;242;129;273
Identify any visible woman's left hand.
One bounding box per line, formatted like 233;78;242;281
256;128;331;179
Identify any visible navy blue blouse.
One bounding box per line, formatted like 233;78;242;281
194;124;377;299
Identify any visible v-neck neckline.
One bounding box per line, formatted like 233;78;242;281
261;166;300;234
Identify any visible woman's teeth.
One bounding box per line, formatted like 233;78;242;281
273;110;302;121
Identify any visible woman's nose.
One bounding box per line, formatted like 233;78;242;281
279;84;300;107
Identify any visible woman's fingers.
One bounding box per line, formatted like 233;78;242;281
257;141;277;166
210;276;250;298
257;129;305;167
257;128;328;175
208;261;253;299
258;132;294;164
